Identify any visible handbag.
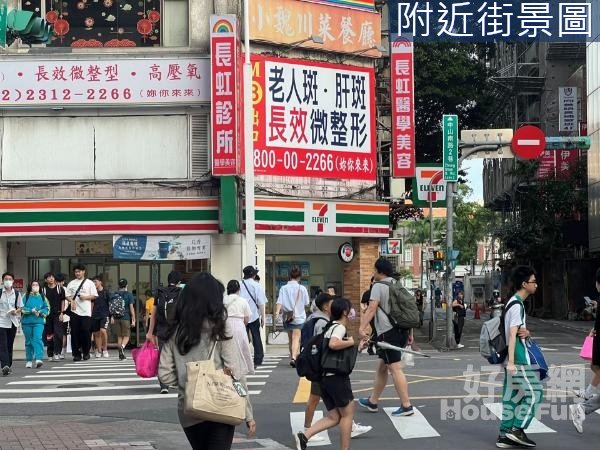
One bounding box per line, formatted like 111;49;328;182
320;324;358;376
283;288;301;324
401;345;415;367
132;341;160;378
526;337;549;381
580;336;594;360
183;341;246;426
63;279;86;317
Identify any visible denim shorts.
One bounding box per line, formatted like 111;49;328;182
283;321;304;331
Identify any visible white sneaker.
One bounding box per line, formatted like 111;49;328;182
25;361;32;368
95;352;102;358
304;427;325;442
35;360;43;368
59;352;65;360
102;351;109;358
53;355;60;361
351;422;372;438
457;344;465;349
570;403;585;434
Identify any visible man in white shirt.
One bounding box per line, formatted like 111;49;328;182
239;266;267;367
65;264;98;362
274;266;309;367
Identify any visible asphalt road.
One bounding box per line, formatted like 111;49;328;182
0;317;597;450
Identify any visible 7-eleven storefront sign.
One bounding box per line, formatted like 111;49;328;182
411;165;446;207
254;197;389;237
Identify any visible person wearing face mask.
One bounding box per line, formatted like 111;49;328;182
0;272;23;376
21;280;50;369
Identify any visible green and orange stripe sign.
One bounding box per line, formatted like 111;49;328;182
254;197;389;237
0;199;219;236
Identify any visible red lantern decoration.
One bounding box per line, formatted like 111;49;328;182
136;18;152;36
53;19;70;42
147;10;160;23
45;10;58;24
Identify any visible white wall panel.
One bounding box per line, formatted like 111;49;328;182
2;117;95;180
94;116;188;180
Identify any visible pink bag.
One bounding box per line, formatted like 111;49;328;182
132;341;160;378
580;336;594;361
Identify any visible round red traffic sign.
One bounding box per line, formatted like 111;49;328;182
511;125;546;160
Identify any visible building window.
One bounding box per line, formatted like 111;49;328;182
22;0;188;48
404;246;412;263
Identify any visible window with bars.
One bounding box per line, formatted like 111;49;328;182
190;113;210;179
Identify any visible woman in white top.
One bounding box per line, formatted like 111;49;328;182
224;280;254;376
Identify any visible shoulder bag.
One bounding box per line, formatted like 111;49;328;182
320;324;358;376
283;287;301;325
63;279;87;317
184;341;246;426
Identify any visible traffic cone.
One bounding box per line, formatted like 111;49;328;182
474;302;480;320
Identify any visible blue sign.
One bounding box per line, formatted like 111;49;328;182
113;235;211;261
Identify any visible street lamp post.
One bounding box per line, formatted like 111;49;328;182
428;170;442;342
243;0;255;268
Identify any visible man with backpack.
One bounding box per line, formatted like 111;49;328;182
110;278;136;360
240;266;267;368
146;270;183;393
358;257;415;417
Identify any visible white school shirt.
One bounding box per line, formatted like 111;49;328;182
0;289;23;329
65;278;98;317
239;278;267;323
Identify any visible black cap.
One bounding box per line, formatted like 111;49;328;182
243;266;258;278
118;278;128;288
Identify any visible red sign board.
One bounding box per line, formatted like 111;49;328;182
251;55;376;180
537;149;581;179
391;38;416;178
512;125;546;160
210;15;242;175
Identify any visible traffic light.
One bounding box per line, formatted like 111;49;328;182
6;10;52;46
432;250;445;271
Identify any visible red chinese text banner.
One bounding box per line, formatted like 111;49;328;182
391;39;415;178
251;55;376;181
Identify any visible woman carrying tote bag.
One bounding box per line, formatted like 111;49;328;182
158;273;250;450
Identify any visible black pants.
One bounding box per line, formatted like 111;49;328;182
453;316;465;345
44;315;64;357
246;319;263;366
183;421;234;450
70;314;92;358
0;327;10;368
158;337;168;390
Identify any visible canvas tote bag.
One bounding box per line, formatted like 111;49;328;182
183;340;246;425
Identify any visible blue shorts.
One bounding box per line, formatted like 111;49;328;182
283;322;304;331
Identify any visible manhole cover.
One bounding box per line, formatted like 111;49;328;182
56;384;99;388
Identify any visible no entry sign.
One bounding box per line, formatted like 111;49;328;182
512;125;546;160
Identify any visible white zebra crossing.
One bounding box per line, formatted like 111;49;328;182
0;353;285;403
290;411;331;446
483;403;556;434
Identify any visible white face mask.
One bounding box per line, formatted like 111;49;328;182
3;280;13;289
31;286;40;294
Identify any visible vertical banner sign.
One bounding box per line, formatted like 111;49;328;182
210;15;241;175
391;38;416;178
443;115;458;182
559;87;578;133
0;0;7;47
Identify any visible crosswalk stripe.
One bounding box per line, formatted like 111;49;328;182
290;411;331;446
38;369;134;374
383;407;440;439
8;377;155;384
247;375;269;378
0;393;178;403
483;403;556;433
63;363;135;367
0;385;161;393
255;370;273;373
247;382;266;386
24;373;139;378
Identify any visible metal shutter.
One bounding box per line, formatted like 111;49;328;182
190;113;210;179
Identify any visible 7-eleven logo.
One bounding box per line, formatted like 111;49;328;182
417;167;446;203
312;203;329;233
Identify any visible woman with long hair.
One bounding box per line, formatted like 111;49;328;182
158;273;246;450
224;280;254;376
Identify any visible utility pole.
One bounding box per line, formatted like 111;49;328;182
428;170;442;342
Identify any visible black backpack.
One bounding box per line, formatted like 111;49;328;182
156;285;181;327
109;292;126;318
300;317;329;351
296;321;332;382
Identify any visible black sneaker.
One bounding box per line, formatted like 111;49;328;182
118;346;125;360
2;365;9;376
506;428;536;447
497;435;527;448
82;354;91;361
294;432;308;450
73;356;82;362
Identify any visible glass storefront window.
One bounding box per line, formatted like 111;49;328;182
21;0;188;48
